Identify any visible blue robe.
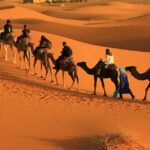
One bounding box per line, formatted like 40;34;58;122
119;73;131;94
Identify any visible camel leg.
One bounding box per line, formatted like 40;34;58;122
18;51;23;69
47;59;54;83
33;58;38;75
40;61;43;78
55;69;60;85
26;50;31;72
74;70;79;91
4;44;8;62
143;83;150;101
23;51;27;70
100;77;107;96
62;71;65;87
68;71;75;89
43;61;48;80
12;46;16;64
94;75;97;95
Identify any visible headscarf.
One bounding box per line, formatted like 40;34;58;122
119;67;125;74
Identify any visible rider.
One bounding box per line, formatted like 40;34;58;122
33;35;51;55
96;48;115;75
22;25;30;39
53;41;73;69
4;19;13;39
16;25;31;48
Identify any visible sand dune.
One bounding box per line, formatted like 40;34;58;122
0;3;150;51
0;44;150;150
0;2;150;150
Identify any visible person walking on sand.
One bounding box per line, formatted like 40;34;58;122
114;67;135;100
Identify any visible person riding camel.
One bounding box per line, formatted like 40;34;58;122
96;48;115;75
53;42;73;69
33;35;51;55
16;25;31;50
3;19;13;40
22;25;30;39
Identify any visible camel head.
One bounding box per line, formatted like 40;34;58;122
125;66;136;72
77;62;87;68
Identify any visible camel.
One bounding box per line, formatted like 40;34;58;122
77;60;118;96
16;36;32;71
0;32;16;64
30;42;54;81
125;66;150;101
48;53;79;89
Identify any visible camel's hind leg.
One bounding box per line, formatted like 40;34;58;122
55;69;60;85
4;44;8;62
12;45;16;64
100;77;107;96
143;82;150;101
33;57;38;75
68;71;75;89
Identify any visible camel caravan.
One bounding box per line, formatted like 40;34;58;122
0;20;149;101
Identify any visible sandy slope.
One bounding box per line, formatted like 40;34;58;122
0;52;150;150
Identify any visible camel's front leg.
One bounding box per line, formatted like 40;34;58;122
26;50;31;72
100;77;107;96
12;46;16;64
4;44;8;62
62;71;65;87
48;59;54;83
143;82;150;101
40;61;43;78
18;51;23;69
33;58;37;75
94;75;97;95
23;51;27;70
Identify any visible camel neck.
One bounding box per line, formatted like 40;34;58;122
130;69;149;80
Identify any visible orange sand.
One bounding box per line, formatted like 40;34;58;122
0;1;150;150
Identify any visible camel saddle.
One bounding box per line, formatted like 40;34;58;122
1;32;13;41
105;64;117;71
60;57;74;67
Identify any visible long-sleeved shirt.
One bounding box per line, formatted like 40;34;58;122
105;55;114;65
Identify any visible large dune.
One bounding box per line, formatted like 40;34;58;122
0;2;150;51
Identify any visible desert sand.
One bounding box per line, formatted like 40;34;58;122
0;1;150;150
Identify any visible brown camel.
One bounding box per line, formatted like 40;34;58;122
125;66;150;101
77;60;118;96
0;32;16;64
31;42;54;81
16;36;32;71
48;53;79;89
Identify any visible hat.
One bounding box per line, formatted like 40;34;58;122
119;67;125;74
